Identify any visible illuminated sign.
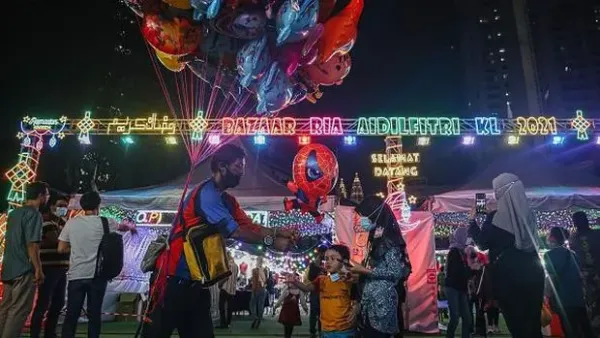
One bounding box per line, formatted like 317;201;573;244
571;110;591;140
356;117;461;136
309;117;343;135
107;113;176;135
132;210;269;226
371;153;421;164
474;117;501;135
371;152;421;178
221;117;296;135
515;116;557;135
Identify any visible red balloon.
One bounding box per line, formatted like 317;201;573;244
292;144;339;199
318;0;336;23
142;14;202;56
317;0;364;63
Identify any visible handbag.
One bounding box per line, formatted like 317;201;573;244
140;234;168;273
180;183;231;286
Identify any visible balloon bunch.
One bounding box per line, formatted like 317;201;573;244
283;144;339;223
127;0;364;114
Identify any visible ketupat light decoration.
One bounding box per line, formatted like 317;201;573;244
77;111;95;144
5;153;38;206
571;110;591;141
189;110;208;141
383;136;411;222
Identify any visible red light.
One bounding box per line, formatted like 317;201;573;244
298;135;311;146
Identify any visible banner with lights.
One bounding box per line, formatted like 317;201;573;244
371;152;421;178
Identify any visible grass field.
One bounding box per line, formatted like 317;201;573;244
20;315;510;337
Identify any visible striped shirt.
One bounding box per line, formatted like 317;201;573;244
40;219;70;268
221;260;239;296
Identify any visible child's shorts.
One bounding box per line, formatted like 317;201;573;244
321;329;356;338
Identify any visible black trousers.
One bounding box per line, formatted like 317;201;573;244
284;324;295;338
219;290;234;327
61;278;108;338
494;252;544;338
395;302;404;338
143;277;214;338
486;306;499;326
558;306;595;338
30;267;67;338
309;292;320;334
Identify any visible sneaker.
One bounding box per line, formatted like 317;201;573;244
487;326;494;334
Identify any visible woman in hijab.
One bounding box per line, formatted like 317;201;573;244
443;227;472;338
351;196;410;338
467;173;544;338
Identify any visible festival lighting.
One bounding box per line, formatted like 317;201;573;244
121;136;135;145
571;110;591;140
343;135;356;146
298;135;311;146
462;135;475;146
408;195;418;205
596;136;600;145
516;116;557;135
164;136;178;145
356;117;461;136
190;111;208;141
417;136;430;146
552;136;565;145
77;111;95;145
253;134;266;145
507;135;520;146
208;134;221;145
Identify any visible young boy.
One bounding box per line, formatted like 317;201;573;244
291;244;358;338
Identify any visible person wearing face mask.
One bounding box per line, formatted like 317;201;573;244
467;173;544;338
30;193;71;338
144;144;298;338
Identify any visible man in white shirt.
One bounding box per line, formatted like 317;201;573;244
57;191;133;338
217;251;239;329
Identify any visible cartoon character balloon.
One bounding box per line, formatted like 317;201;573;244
191;0;223;21
237;36;271;87
317;0;364;62
302;54;351;86
276;0;320;46
284;144;339;222
256;63;295;114
154;48;187;72
142;14;202;56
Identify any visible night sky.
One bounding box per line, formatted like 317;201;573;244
1;0;478;209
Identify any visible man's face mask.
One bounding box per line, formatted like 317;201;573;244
54;207;68;218
223;167;242;188
360;216;376;231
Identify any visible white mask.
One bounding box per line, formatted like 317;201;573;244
54;207;68;217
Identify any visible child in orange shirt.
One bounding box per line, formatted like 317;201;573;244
291;245;358;338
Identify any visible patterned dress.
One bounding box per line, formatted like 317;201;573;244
360;243;408;335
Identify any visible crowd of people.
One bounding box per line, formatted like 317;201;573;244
442;173;600;338
0;142;599;338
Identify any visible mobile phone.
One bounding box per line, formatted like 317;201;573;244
475;193;486;214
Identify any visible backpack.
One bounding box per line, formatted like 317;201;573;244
95;217;124;280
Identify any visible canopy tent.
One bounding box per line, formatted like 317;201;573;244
430;150;600;213
70;140;335;212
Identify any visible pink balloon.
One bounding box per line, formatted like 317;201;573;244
302;24;324;57
301;54;351;86
276;42;304;76
300;46;318;66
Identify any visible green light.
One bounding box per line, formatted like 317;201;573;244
121;136;135;145
356;117;461;136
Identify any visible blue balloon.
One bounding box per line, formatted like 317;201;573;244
276;0;319;46
256;63;294;114
191;0;222;21
237;36;271;88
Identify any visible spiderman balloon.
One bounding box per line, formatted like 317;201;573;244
284;144;339;223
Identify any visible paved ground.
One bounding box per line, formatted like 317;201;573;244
21;316;511;337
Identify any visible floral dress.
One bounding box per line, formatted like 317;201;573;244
360;243;408;335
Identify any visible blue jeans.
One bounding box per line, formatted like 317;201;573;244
250;288;267;320
30;267;67;338
61;278;108;338
444;287;471;338
322;329;356;338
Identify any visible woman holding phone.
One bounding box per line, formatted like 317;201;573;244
351;196;411;338
468;173;544;338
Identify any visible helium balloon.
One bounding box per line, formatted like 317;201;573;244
301;23;323;56
124;0;144;17
155;49;187;72
276;42;303;76
302;54;351;86
163;0;192;9
318;0;336;22
191;0;223;21
290;82;308;105
276;0;319;46
317;0;363;62
236;36;271;88
292;143;339;199
142;14;202;56
231;10;268;39
256;62;294;114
